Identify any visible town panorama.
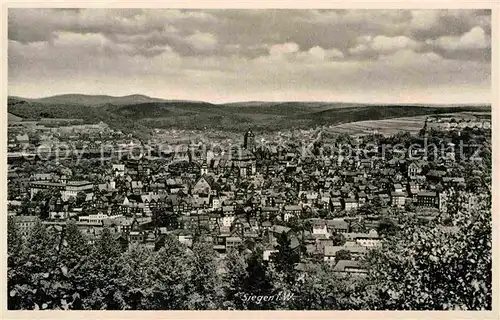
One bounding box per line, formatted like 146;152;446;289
6;8;492;312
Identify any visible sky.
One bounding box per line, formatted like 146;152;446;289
8;9;492;104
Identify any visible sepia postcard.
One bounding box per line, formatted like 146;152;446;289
2;1;498;319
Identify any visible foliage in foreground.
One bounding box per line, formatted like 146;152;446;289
7;196;492;310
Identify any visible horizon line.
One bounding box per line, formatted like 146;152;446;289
8;93;492;106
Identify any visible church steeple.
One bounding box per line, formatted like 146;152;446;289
419;117;429;137
244;130;255;152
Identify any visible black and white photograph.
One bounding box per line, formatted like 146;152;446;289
5;6;494;312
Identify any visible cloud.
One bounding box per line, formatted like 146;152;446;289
371;35;421;52
410;10;440;30
294;46;345;63
348;34;421;57
460;27;489;49
407;9;491;42
428;26;489;51
186;32;218;51
258;43;344;64
8;9;491;103
8;9;491;61
8;8;219;57
378;49;442;65
308;46;344;59
269;42;300;57
348;44;368;55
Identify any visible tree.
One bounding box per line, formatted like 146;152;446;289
404;201;416;213
331;233;345;246
67;196;76;205
79;228;124;309
358;203;379;216
364;197;491;310
7;216;23;258
317;208;329;219
335;249;352;262
371;196;382;210
184;242;223;309
114;244;155;310
19;197;31;215
270;232;300;284
9;221;91;310
7;217;24;309
222;249;249;310
290;263;358;310
9;220;58;310
240;248;275;310
76;191;87;206
51;221;91;309
377;217;398;238
143;236;192;309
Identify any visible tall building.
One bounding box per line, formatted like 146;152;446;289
244;130;255;151
419;118;429;137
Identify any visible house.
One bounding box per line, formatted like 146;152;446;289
324;245;342;262
130;181;144;194
261;206;280;220
16;134;30;147
344;198;358;211
408;181;420;197
407;162;423;179
260;220;272;231
270;225;292;236
323;244;368;262
442;177;466;188
391;192;406;208
75;221;105;242
283;205;301;221
426;170;446;184
112;164;125;176
30;180;94;202
31;173;54;181
357;192;367;205
263;249;279;261
13;215;39;238
192;175;213;196
393;184;403;193
342;229;381;248
417;191;439;208
341;242;368;259
123;195;145;216
169;195;193;215
326;219;349;234
226;236;243;251
312;220;329;236
129;230;147;246
333;260;368;275
331;198;342;211
114;233;129;251
178;232;193;247
221;206;235;227
78;212;113;224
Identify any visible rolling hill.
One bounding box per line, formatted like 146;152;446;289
8;113;23;123
8;94;491;136
8;94;205;106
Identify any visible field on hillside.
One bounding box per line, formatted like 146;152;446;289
327;116;427;135
326;112;491;136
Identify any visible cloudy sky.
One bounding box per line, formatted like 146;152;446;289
8;9;491;104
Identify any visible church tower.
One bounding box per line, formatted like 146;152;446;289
244;130;255;152
200;163;208;176
419;117;429;137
